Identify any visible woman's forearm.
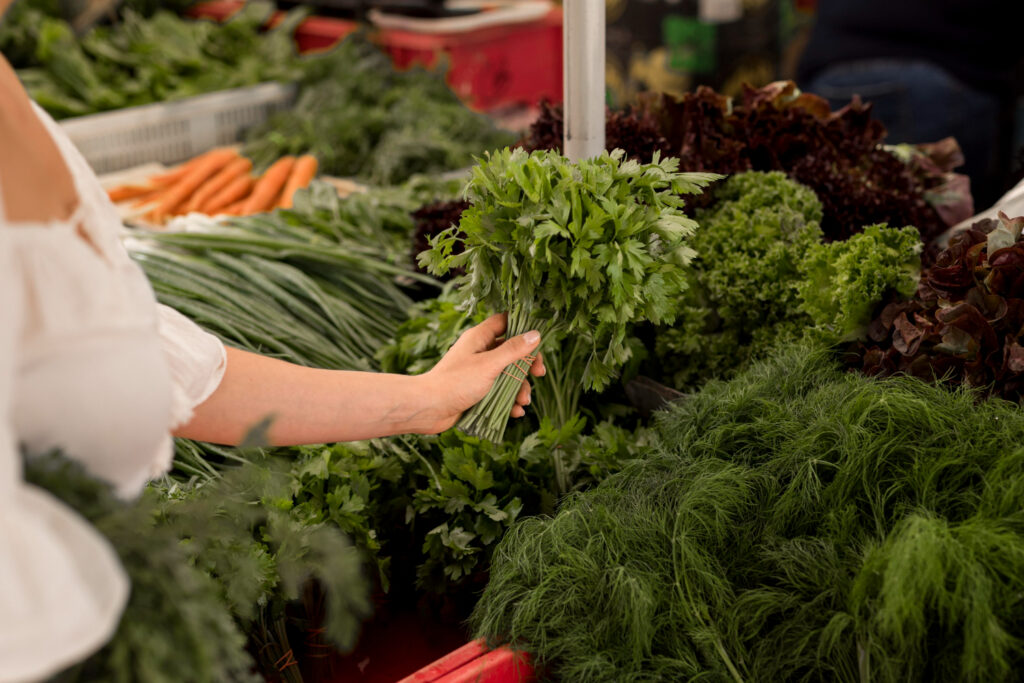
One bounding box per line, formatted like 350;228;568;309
174;347;440;446
173;314;544;447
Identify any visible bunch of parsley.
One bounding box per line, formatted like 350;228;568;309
421;147;718;441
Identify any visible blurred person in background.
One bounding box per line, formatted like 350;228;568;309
798;0;1024;209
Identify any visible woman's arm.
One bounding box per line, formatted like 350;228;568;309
173;313;543;446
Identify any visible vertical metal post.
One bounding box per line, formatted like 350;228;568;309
562;0;605;161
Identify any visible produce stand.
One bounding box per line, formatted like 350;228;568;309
14;0;1022;679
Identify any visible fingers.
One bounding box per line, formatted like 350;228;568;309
485;328;541;374
509;377;532;420
516;378;532;405
450;313;508;354
530;352;546;377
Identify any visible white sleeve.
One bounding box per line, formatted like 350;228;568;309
156;304;227;429
0;233;129;683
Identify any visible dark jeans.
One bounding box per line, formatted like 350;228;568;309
804;59;1002;207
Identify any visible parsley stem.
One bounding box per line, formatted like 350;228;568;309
458;306;549;442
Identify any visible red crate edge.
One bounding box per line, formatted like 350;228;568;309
188;1;357;53
398;640;534;683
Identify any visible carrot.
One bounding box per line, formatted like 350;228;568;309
220;198;250;216
185;157;252;214
107;184;157;203
241;156;295;215
276;155;319;209
148;148;238;186
146;148;238;222
204;175;255;215
131;187;166;208
146;166;190;187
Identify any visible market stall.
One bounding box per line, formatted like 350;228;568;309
2;0;1024;681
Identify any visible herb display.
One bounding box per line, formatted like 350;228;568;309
519;83;971;250
263;418;652;600
651;171;921;388
129;181;652;621
421;148;719;441
377;287;486;376
473;343;1024;682
6;2;308;119
127;181;449;372
243;38;516;185
848;212;1024;402
25;450;369;683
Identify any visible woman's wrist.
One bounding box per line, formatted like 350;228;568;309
385;371;446;436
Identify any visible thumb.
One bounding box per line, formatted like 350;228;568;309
485;329;541;373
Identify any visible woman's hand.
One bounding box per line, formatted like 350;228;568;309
418;313;545;434
176;313;544;445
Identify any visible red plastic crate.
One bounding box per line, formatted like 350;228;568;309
188;1;358;53
399;640;534;683
375;9;563;112
188;1;562;111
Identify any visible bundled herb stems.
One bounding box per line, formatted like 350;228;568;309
421;148;719;441
456;304;553;440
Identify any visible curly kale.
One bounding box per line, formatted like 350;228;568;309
654;171;823;388
653;171;922;389
799;223;921;340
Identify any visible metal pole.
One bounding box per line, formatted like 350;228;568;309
562;0;605;161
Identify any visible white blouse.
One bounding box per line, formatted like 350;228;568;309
0;105;227;682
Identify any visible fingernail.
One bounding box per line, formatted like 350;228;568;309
524;330;540;345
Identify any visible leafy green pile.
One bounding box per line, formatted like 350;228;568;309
473;343;1024;682
243;38;516;185
799;222;923;341
25;450;369;683
519;84;974;249
647;82;971;246
260;417;652;603
652;171;920;388
377;286;486;376
0;0;60;67
422;148;719;440
128;181;649;635
6;2;309;119
127;182;440;371
848;212;1024;401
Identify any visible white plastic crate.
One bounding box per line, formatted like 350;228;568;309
58;82;298;174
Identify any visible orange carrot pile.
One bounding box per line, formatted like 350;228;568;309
105;149;320;225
